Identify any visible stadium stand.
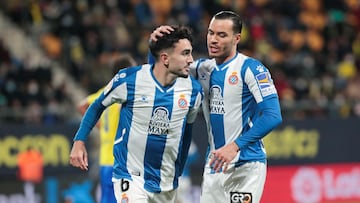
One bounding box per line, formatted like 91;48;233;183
0;11;85;124
0;0;359;124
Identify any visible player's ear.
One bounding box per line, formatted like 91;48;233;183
160;52;169;67
234;33;241;44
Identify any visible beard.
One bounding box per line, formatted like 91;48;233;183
177;72;189;78
170;67;189;78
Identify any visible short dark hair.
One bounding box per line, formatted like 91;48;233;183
214;11;242;34
149;25;193;60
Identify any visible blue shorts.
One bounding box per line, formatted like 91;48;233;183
100;165;116;203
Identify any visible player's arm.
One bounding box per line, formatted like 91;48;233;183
74;99;106;141
234;97;282;150
234;59;283;150
77;89;103;128
70;98;94;171
69;140;88;170
70;84;113;171
210;94;282;173
70;99;106;170
77;98;101;128
70;70;128;171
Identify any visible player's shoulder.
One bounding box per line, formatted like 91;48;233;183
241;54;264;68
115;65;143;78
112;64;151;84
103;65;145;95
195;57;216;68
240;54;269;74
191;58;216;77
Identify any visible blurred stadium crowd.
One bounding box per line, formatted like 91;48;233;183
0;0;360;125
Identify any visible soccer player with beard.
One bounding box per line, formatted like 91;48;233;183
150;11;282;203
70;25;203;203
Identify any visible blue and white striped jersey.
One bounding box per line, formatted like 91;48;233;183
75;64;203;192
191;52;282;170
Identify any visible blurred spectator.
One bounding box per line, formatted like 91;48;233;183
345;72;360;117
17;147;44;183
1;0;360;122
40;33;62;59
0;39;72;124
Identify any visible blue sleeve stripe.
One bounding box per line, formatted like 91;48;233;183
235;97;282;149
74;100;106;141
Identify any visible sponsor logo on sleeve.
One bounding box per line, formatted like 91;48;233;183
255;72;276;97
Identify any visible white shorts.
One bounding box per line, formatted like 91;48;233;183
177;176;192;203
200;161;266;203
113;176;177;203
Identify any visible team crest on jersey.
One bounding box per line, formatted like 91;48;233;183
255;72;276;97
148;107;170;135
228;72;239;85
103;79;113;95
178;94;188;108
210;85;225;114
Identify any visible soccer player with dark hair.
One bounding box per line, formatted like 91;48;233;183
70;25;203;203
151;11;282;203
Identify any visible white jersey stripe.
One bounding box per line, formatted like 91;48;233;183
98;64;203;192
192;53;278;169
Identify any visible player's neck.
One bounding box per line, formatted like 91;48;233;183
153;64;176;87
215;51;237;65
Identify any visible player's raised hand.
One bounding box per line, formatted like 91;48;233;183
69;140;89;171
150;25;174;42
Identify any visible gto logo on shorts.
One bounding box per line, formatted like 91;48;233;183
230;192;252;203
